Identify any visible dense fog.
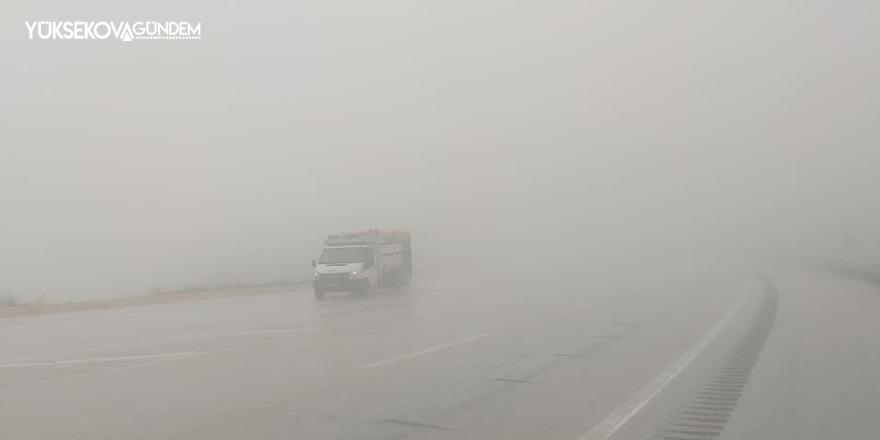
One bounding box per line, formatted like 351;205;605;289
1;2;878;301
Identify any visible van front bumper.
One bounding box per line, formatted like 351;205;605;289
314;274;365;293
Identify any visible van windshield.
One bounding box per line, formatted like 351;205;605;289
319;247;367;264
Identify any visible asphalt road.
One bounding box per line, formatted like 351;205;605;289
1;267;877;439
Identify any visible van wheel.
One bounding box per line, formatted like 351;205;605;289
314;288;325;300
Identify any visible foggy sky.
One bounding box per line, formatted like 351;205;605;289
1;1;878;301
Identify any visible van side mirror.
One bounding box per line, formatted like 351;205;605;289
311;260;317;268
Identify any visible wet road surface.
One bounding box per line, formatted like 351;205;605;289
1;268;876;439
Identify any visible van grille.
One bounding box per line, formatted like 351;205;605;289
319;273;349;282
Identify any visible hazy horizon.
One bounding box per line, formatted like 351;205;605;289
2;1;878;302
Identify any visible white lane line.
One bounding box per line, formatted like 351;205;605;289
576;282;752;440
0;327;315;366
361;333;489;368
7;337;300;390
0;351;200;368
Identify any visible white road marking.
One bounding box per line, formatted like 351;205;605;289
0;351;200;368
576;282;752;440
7;337;300;389
0;327;315;366
361;333;489;368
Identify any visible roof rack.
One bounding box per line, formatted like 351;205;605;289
325;230;410;246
